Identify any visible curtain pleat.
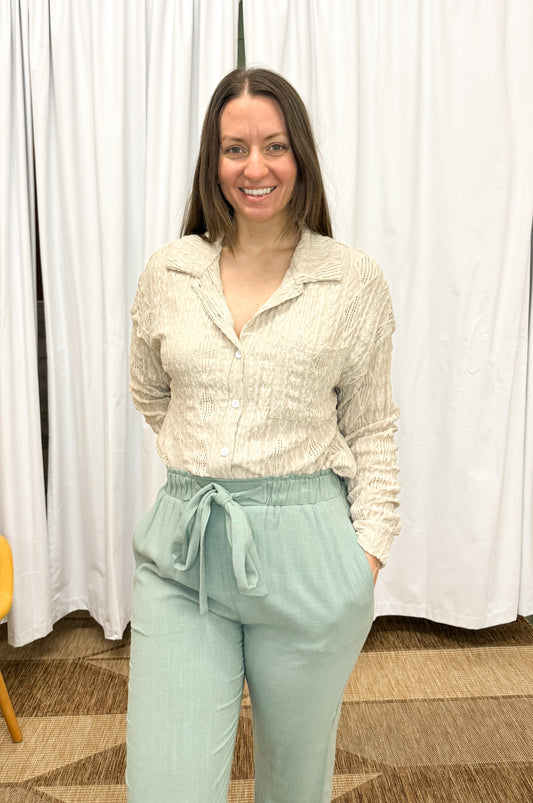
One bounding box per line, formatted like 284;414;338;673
522;228;533;617
0;0;51;646
244;0;533;627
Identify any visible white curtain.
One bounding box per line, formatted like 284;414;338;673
0;0;51;646
244;0;533;627
2;0;237;646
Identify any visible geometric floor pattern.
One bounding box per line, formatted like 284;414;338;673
1;613;533;801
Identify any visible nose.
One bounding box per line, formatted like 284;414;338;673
243;148;269;181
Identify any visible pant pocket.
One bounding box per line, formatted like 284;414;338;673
132;490;200;587
353;537;376;594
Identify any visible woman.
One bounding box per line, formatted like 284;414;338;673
127;68;400;802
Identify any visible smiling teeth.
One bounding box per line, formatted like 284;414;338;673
242;187;275;196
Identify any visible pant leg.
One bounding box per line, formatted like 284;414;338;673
126;560;245;803
241;493;375;803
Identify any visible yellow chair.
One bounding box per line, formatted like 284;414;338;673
0;535;23;742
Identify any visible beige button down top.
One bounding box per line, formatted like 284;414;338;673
130;229;400;564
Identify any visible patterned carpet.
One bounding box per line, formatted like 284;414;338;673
1;613;532;802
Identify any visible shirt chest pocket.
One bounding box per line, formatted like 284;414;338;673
268;340;348;421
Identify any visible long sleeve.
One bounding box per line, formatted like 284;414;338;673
336;269;401;565
129;269;171;434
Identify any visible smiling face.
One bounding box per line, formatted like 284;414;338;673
218;94;298;232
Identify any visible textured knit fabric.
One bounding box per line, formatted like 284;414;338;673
129;228;400;564
126;470;374;803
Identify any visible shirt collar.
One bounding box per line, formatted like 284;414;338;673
165;228;343;284
289;228;343;285
166;236;221;277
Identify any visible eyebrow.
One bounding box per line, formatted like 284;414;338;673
220;132;289;143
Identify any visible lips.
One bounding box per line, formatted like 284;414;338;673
240;187;276;196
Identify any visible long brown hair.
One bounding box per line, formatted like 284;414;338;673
181;68;332;247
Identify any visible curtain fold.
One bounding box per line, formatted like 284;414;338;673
522;228;533;618
0;0;238;645
28;0;150;639
0;0;51;646
244;0;533;627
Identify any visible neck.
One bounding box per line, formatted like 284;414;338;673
233;217;300;257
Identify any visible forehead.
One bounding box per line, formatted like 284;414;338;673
219;94;288;137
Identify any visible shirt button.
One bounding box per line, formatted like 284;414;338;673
235;350;242;359
220;446;229;457
231;399;240;409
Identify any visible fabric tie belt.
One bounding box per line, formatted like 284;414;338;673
173;482;267;614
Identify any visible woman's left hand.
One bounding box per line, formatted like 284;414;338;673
364;551;381;586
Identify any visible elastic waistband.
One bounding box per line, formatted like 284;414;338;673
164;469;345;506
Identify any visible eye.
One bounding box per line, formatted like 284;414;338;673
225;145;244;155
268;143;288;153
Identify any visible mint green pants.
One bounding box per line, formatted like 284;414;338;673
126;470;374;803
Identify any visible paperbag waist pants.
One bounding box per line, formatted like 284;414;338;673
126;469;374;803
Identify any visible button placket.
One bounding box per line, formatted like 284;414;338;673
228;343;245;465
216;344;245;465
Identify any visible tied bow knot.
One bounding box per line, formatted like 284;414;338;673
174;482;267;614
